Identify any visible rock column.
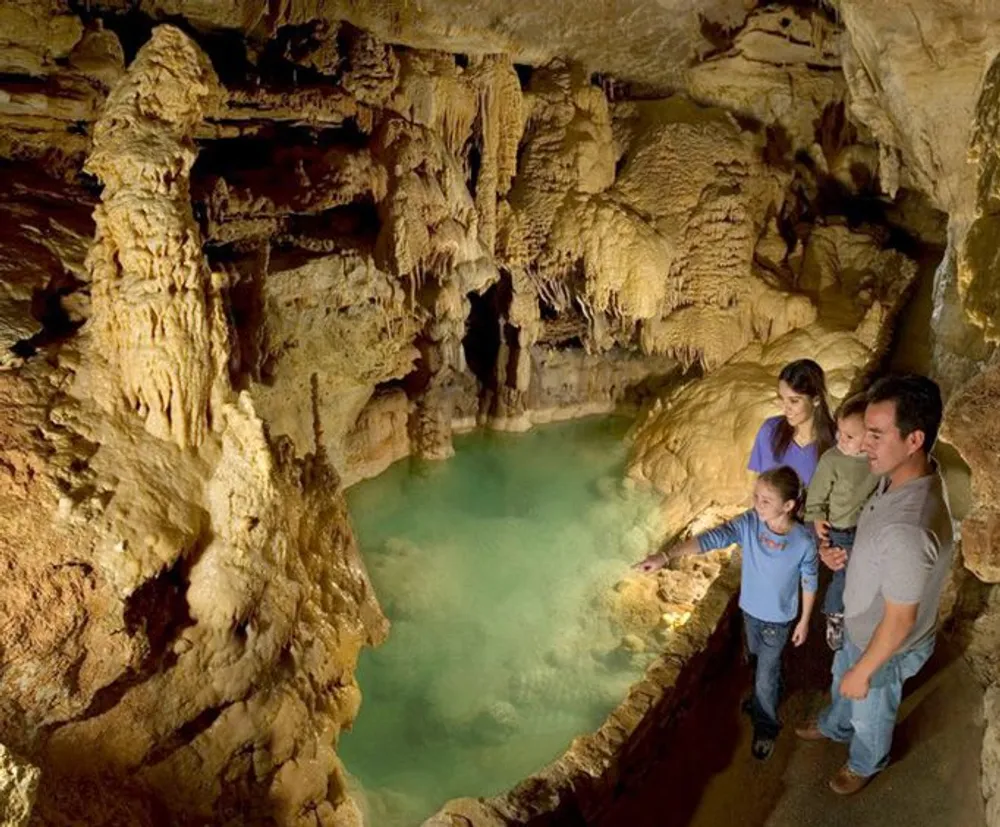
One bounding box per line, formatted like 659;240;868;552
83;25;229;449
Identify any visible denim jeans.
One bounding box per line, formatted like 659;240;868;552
744;612;792;739
822;526;856;616
817;634;935;777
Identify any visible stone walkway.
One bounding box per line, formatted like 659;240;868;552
600;624;986;827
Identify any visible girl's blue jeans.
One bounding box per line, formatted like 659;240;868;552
744;611;792;739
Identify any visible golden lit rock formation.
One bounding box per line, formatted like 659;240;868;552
2;1;1000;825
79;25;229;450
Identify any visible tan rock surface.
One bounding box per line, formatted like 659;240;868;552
0;0;83;76
7;374;386;825
942;366;1000;584
984;686;1000;827
108;0;751;89
797;222;917;331
689;6;845;152
0;24;389;827
249;249;419;473
836;1;1000;214
0;743;39;827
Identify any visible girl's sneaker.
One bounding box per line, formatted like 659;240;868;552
826;613;844;651
751;732;775;761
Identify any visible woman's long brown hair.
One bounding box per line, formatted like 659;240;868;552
771;359;835;460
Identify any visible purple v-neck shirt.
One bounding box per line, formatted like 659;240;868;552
748;416;820;486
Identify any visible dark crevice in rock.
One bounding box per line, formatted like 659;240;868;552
513;63;534;88
759;0;839;24
63;541;206;727
279;200;381;250
217;249;268;388
697;13;744;59
194;121;371;180
463;281;503;391
11;272;87;360
258;21;343;85
143;702;229;768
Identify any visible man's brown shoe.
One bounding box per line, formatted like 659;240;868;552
829;765;872;795
794;721;826;741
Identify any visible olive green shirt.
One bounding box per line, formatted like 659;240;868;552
803;446;879;528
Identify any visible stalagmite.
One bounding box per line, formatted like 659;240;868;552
81;25;229;449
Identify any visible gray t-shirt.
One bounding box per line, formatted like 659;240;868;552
843;465;954;651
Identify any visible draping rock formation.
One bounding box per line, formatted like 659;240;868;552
3;0;1000;825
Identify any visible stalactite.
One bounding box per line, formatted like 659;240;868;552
473;55;523;255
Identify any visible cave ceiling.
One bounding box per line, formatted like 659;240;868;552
95;0;758;88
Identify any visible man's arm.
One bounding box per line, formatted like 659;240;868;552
840;599;918;698
840;523;933;699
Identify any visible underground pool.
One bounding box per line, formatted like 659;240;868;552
340;416;663;826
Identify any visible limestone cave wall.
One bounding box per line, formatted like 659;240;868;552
1;0;997;825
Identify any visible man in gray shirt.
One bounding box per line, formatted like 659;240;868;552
796;374;953;795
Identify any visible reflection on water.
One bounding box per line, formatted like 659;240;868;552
342;417;662;826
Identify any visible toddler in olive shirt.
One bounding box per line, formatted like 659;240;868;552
803;393;879;650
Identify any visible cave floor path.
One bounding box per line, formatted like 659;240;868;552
600;620;986;827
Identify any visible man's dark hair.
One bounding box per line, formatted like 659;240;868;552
866;374;943;452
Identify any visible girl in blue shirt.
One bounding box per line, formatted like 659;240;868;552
635;466;818;760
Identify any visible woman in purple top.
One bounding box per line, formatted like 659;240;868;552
749;359;835;487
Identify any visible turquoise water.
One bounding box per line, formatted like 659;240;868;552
341;417;662;827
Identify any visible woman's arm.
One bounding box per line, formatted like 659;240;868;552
748;421;770;472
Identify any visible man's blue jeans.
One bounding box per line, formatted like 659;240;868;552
744;612;792;739
817;634;935;776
